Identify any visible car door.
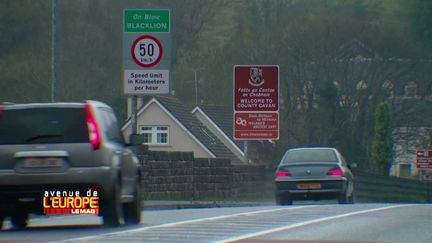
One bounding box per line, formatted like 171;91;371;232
337;151;354;194
338;152;353;179
99;108;136;195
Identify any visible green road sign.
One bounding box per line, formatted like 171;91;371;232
124;9;170;33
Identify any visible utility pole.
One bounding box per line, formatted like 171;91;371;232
191;68;204;105
194;69;198;105
51;0;57;102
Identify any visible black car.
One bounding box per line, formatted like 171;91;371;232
275;147;355;205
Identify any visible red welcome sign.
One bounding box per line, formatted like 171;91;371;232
233;65;279;140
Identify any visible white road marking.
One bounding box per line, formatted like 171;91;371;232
57;206;314;242
214;204;412;243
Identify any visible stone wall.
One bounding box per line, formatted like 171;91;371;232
135;148;270;200
391;126;432;177
133;146;431;203
232;165;274;198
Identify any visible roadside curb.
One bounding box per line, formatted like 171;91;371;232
143;200;273;210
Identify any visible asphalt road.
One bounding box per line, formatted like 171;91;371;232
0;203;431;243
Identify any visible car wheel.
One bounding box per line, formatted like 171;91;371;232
348;192;354;204
338;190;354;204
123;180;142;225
0;214;6;230
339;181;354;204
275;193;293;206
103;181;123;226
11;213;29;229
338;192;348;204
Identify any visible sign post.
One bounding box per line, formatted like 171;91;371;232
123;9;170;133
233;65;280;141
416;150;432;202
233;65;279;163
123;9;171;96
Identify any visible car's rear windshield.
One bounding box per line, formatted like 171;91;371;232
0;107;88;145
281;149;338;164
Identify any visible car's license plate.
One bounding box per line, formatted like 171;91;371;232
23;158;63;168
297;183;321;189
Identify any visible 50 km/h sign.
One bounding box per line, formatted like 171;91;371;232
131;35;163;68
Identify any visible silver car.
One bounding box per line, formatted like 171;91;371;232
0;101;142;229
275;147;355;205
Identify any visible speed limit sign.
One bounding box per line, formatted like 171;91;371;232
130;35;163;68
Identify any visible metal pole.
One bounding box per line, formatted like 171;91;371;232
51;0;57;102
244;141;249;163
427;176;431;202
191;68;203;105
131;96;137;134
194;70;198;105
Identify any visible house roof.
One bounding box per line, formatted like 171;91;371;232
193;105;245;151
391;98;432;127
294;39;432;98
297;58;432;97
336;39;380;60
148;96;244;164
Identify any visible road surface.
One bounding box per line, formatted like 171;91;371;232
1;203;431;243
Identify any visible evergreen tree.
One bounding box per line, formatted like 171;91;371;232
371;102;392;175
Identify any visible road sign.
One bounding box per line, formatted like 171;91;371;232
234;66;279;112
233;65;279;140
131;35;163;68
124;9;170;33
124;70;169;95
123;9;171;95
424;173;432;181
416;150;432;169
234;112;279;140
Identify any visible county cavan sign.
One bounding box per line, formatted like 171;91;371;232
233;65;279;140
123;9;171;95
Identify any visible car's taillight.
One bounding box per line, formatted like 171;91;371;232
85;103;100;150
327;166;343;176
276;169;291;177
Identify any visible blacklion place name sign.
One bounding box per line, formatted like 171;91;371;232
124;9;170;33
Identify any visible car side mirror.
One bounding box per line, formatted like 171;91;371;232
129;134;145;146
348;162;358;170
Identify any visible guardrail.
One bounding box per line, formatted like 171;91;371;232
355;172;432;203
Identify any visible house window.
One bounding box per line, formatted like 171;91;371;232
404;81;418;97
140;126;169;145
398;163;411;178
356;80;368;90
382;80;394;97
